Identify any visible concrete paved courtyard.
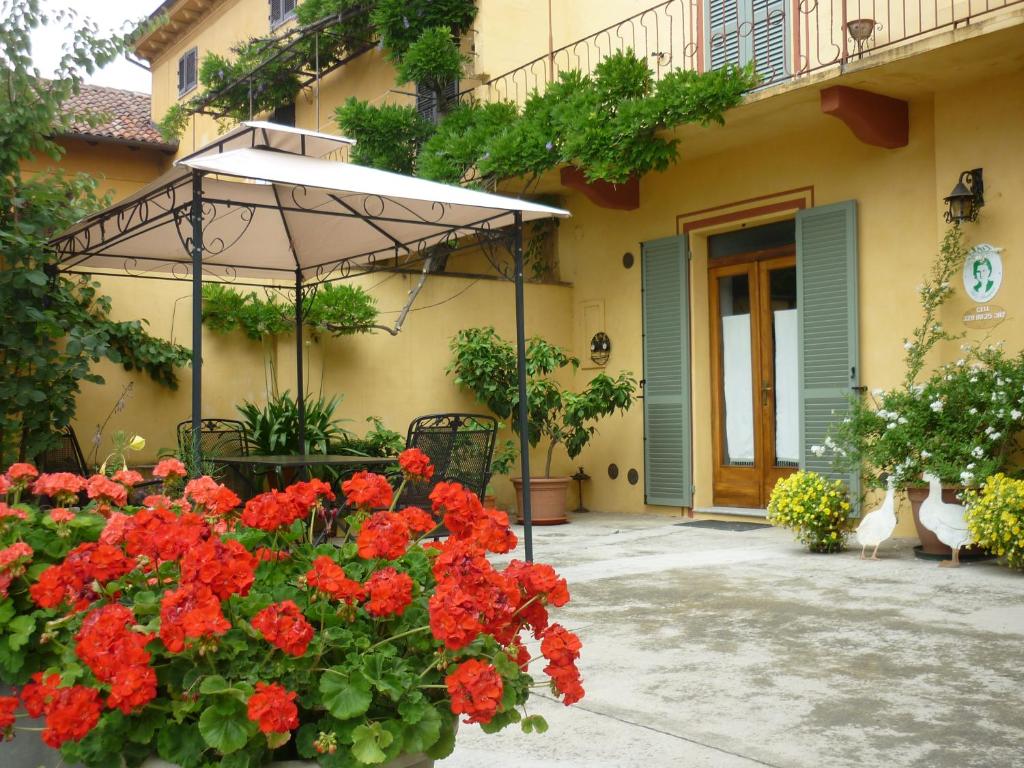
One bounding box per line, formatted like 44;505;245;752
440;512;1024;768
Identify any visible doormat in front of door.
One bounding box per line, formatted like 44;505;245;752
675;520;772;531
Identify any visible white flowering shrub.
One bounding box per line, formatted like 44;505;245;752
822;344;1024;487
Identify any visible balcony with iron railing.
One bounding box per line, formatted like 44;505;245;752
477;0;1024;107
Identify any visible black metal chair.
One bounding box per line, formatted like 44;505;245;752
399;414;498;519
35;425;89;475
176;418;257;498
35;425;160;504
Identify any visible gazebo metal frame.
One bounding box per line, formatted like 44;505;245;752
50;122;569;561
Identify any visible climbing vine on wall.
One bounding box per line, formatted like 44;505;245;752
158;0;478;140
338;52;758;187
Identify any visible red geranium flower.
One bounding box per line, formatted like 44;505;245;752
152;458;187;479
6;462;39;486
341;471;393;509
185;476;241;516
356;511;410;560
180;538;257;600
505;560;570;607
429;482;484;538
0;542;33;598
398;448;434;481
125;508;209;565
159;584;231;653
20;672;62;717
75;604;157;714
247;682;299;734
0;695;16;739
31;472;87;505
445;659;503;724
41;685;103;748
398;506;437;534
306;556;364;604
48;508;75;525
287;478;336;512
0;503;28;523
86;474;128;506
30;543;133;611
241;490;306;532
0;475;10;496
363;567;414;617
112;469;145;487
539;623;585;705
251;601;314;657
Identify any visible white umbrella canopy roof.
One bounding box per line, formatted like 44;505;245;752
52;124;569;284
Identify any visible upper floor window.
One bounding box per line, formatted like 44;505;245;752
706;0;789;84
270;0;298;29
416;80;460;124
177;47;198;97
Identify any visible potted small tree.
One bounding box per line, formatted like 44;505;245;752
447;328;636;524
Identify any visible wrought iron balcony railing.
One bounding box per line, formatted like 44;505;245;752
480;0;1023;106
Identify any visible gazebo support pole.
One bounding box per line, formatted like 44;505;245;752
190;171;204;474
512;211;534;562
294;272;307;462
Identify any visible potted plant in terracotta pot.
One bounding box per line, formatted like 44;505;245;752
827;343;1024;556
0;451;584;766
447;327;636;525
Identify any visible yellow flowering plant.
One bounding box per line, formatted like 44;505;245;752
767;471;852;553
964;473;1024;569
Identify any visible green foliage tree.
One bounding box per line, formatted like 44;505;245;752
394;26;465;116
0;1;192;464
416;101;518;184
370;0;477;59
447;327;636;477
335;98;435;174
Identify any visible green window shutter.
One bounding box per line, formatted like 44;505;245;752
707;0;744;70
641;235;692;507
750;0;789;83
796;200;860;507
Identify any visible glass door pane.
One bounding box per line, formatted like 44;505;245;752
718;273;755;466
769;267;798;467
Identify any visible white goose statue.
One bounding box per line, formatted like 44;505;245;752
855;475;898;560
919;472;972;567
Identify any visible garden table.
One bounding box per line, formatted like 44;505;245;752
211;454;397;494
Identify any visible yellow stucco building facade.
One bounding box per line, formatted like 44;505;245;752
54;0;1024;532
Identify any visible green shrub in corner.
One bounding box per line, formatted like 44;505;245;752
767;471;852;553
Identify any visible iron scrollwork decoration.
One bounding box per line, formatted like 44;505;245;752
173;199;256;259
590;332;611;366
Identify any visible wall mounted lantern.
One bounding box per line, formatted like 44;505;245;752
590;332;611;365
944;168;984;224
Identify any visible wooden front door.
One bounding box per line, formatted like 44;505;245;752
709;252;798;507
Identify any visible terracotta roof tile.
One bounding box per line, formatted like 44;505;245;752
60;84;177;150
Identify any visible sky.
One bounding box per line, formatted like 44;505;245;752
30;0;165;93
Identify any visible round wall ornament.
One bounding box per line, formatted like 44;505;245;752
590;332;611;365
962;243;1003;303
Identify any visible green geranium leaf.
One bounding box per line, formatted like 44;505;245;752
320;667;373;719
157;722;206;766
424;713;457;760
199;675;231;694
0;599;15;627
402;705;442;753
199;700;252;755
350;722;393;765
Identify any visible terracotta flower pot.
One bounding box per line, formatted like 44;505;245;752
511;477;571;526
905;485;985;558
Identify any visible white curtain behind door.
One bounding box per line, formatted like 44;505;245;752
721;314;754;463
774;309;799;464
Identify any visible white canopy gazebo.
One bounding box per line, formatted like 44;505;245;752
51;121;570;559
